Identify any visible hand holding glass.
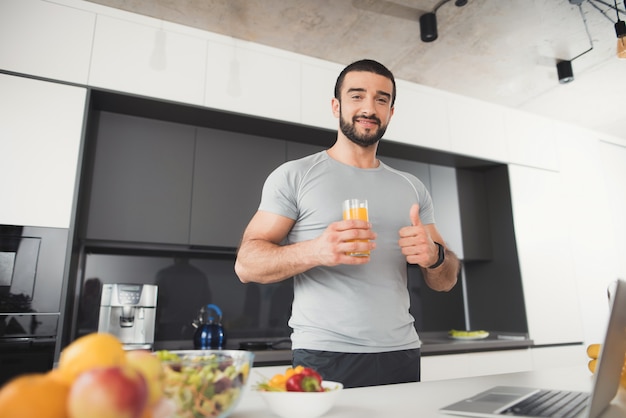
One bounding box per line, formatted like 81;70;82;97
342;199;370;257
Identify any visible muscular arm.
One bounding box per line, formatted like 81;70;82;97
235;210;376;284
398;204;460;292
420;225;460;291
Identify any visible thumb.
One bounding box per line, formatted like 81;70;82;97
410;203;421;226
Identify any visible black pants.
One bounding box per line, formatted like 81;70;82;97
292;348;421;389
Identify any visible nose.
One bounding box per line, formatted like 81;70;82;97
360;98;376;116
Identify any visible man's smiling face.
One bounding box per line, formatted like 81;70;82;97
334;71;395;148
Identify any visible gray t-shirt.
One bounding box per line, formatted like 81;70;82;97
259;151;435;353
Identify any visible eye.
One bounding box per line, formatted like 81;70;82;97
376;97;389;105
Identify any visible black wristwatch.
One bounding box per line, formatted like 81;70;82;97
428;242;445;269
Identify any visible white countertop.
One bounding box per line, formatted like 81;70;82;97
231;366;626;418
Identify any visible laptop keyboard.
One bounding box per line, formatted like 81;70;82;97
501;389;590;417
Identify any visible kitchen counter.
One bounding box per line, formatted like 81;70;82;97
233;365;626;417
418;330;533;355
154;331;535;366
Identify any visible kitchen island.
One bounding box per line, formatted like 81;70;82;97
232;365;625;417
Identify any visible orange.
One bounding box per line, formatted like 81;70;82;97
586;343;601;359
57;332;127;385
0;373;69;418
587;358;597;374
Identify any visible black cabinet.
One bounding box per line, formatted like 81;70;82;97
86;112;287;248
86;112;195;245
190;128;286;247
286;141;326;161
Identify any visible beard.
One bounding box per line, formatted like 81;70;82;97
339;108;387;148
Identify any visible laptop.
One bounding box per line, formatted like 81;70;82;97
440;278;626;418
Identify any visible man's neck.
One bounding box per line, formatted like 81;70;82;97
327;138;379;169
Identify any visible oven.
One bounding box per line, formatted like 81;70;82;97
0;225;68;385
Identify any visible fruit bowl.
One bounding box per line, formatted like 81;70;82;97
157;349;254;418
257;380;343;418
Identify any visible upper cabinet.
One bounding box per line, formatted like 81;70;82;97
190;128;286;248
504;109;559;171
300;62;343;131
384;81;451;152
287;142;327;161
89;15;207;106
86;112;196;244
448;96;508;163
204;42;302;124
0;74;86;228
0;0;94;84
85;112;287;248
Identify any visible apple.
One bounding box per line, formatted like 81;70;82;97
68;365;148;418
125;350;165;406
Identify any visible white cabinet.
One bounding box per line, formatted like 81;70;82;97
448;96;508;163
508;164;584;345
531;345;587;370
0;74;86;228
254;350;535;383
421;349;532;381
0;0;94;84
385;80;451;152
597;140;626;278
204;42;302;123
89;15;207;105
504;109;559;171
301;62;342;130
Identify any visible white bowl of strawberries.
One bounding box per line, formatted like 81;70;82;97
255;366;343;418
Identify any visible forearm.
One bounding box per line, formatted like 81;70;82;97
422;247;460;292
235;239;320;284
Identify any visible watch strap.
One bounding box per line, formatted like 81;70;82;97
428;242;445;269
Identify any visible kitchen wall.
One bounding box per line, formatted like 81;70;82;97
2;0;626;364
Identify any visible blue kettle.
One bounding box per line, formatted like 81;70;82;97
192;303;226;349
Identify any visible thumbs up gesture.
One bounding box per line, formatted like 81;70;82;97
398;203;439;267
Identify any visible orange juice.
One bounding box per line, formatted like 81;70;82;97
342;207;369;222
342;199;369;256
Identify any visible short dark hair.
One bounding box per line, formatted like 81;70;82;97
334;59;396;106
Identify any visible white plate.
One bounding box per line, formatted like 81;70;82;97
449;331;489;340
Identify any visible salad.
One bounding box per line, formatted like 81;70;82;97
156;350;251;418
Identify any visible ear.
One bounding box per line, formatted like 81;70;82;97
331;97;340;118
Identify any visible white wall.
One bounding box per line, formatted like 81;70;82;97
2;0;626;352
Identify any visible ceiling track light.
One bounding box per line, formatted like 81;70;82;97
558;2;595;84
614;0;626;58
419;0;468;43
585;0;626;58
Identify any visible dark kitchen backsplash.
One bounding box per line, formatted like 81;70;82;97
77;251;293;344
75;250;465;346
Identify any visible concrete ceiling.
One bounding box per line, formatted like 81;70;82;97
86;0;625;140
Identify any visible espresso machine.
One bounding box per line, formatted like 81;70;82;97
97;284;158;350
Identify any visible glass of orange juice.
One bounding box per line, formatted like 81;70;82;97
342;198;370;256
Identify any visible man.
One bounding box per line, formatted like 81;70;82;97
235;59;460;388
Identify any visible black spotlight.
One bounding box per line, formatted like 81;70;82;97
420;12;438;42
556;60;574;84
